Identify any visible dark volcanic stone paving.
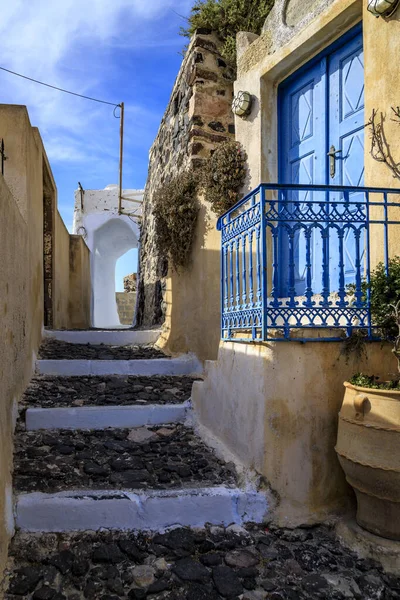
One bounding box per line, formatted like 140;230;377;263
5;524;400;599
22;376;197;408
38;339;166;360
13;425;237;493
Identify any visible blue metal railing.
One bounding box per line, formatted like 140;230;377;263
217;183;400;342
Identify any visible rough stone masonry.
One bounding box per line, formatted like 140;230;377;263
136;30;235;328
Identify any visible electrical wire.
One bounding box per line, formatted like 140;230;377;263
0;65;120;108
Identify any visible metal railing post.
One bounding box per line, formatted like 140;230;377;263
0;138;6;176
260;187;268;341
217;183;400;343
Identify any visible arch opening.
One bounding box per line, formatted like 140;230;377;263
92;218;138;328
115;249;138;326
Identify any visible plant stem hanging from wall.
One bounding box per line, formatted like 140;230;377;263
366;107;400;179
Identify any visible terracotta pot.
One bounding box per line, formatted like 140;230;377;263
336;381;400;540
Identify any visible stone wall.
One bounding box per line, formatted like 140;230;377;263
116;293;136;326
124;273;137;293
137;30;235;329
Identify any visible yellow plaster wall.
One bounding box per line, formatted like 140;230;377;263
0;108;44;356
193;340;398;526
0;105;91;578
0;175;31;579
157;195;221;361
0;105;30;221
363;3;400;192
363;5;400;263
54;213;92;331
28;130;45;354
69;236;91;330
53;212;72;330
0;107;46;577
193;0;400;525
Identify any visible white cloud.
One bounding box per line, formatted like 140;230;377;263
0;0;193;229
0;0;191;173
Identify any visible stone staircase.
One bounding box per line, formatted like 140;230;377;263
12;330;266;535
4;330;399;598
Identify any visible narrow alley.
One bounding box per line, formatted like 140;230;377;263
4;330;399;599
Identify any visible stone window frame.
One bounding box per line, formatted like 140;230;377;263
259;0;363;184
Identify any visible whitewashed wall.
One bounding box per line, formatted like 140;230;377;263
73;185;143;328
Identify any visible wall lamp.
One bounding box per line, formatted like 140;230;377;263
232;91;253;118
367;0;400;17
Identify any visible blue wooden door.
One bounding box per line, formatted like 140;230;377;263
278;27;364;296
328;33;365;287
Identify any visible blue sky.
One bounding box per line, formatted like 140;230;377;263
0;0;193;290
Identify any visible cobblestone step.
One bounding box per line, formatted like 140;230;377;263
44;328;161;346
13;426;267;533
38;339;166;361
21;375;197;431
5;524;398;599
14;426;236;495
22;376;197;408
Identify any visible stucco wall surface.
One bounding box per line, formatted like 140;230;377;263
137;31;234;334
69;236;91;330
54;212;71;330
0;175;30;579
193;339;398;527
192;0;400;526
0;105;91;579
157;194;221;361
363;3;400;262
0;109;46;359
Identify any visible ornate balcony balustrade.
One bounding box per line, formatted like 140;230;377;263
217;183;400;342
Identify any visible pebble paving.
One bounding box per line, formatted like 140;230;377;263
21;376;197;409
5;523;400;599
13;425;237;493
38;340;166;361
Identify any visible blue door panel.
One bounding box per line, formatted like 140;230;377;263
280;59;327;187
279;59;327;295
278;27;364;297
328;33;364;288
329;34;364;188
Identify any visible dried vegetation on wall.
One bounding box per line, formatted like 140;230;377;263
136;31;235;327
181;0;275;67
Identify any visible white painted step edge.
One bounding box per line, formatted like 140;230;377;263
44;329;162;346
25;402;191;431
15;487;268;532
36;355;203;377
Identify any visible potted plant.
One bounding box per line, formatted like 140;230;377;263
335;257;400;540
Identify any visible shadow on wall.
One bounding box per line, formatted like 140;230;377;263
92;218;138;328
157;201;222;361
136;280;164;327
193;338;398;526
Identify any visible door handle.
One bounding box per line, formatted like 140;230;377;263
327;145;342;179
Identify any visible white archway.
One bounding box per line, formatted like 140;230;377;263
92;218;138;328
72;184;143;329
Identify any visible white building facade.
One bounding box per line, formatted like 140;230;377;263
73;184;143;328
